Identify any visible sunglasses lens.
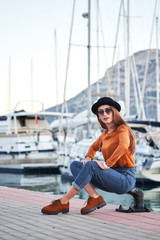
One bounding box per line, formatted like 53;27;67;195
105;108;112;114
98;109;104;115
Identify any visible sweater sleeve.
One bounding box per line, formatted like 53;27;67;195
107;125;130;167
85;130;106;159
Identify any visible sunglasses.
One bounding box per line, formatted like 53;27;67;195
98;107;112;116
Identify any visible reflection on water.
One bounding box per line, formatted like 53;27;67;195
0;173;160;213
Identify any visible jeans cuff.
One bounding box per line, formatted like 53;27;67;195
72;182;81;191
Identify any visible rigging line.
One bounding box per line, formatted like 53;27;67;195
99;4;110;83
91;45;115;48
122;0;127;60
117;47;120;96
70;43;115;48
60;0;76;133
131;53;146;120
141;0;158;102
128;8;146;120
107;0;123;95
119;14;142;18
130;56;139;117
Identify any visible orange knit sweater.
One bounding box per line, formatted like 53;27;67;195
85;125;135;168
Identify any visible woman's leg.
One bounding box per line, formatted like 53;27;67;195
60;186;78;204
84;182;99;198
70;161;135;194
70;161;98;190
61;161;100;204
61;182;99;204
41;161;135;215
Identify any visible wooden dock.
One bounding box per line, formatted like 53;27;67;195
0;186;160;239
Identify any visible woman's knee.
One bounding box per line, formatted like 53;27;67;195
82;161;99;173
70;161;82;175
85;160;97;168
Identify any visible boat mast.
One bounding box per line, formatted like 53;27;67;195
54;29;59;112
8;56;11;113
87;0;91;138
82;0;91;137
96;0;100;99
126;0;130;116
156;16;160;121
31;57;33;111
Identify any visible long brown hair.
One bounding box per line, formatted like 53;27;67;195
96;106;135;154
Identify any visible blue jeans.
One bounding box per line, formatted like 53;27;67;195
70;161;136;194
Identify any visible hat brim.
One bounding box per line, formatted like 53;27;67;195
91;97;121;114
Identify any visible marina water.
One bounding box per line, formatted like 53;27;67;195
0;172;160;213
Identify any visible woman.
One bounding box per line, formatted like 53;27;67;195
41;97;136;215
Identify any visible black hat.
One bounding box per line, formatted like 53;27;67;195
91;97;121;114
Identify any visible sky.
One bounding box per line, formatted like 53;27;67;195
0;0;160;115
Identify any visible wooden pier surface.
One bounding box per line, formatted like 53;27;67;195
0;186;160;239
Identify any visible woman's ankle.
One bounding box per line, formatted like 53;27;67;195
60;198;69;205
91;194;100;199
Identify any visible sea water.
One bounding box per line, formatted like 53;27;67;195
0;173;160;213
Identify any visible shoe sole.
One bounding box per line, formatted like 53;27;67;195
81;201;106;215
41;208;69;215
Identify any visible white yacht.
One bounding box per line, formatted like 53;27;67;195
0;101;73;163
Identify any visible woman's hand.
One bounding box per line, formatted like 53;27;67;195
93;160;110;170
81;157;91;165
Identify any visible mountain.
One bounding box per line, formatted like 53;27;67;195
47;49;160;121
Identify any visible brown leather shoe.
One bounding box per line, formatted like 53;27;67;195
81;196;106;215
41;199;69;215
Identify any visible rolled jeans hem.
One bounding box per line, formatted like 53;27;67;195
72;182;81;191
